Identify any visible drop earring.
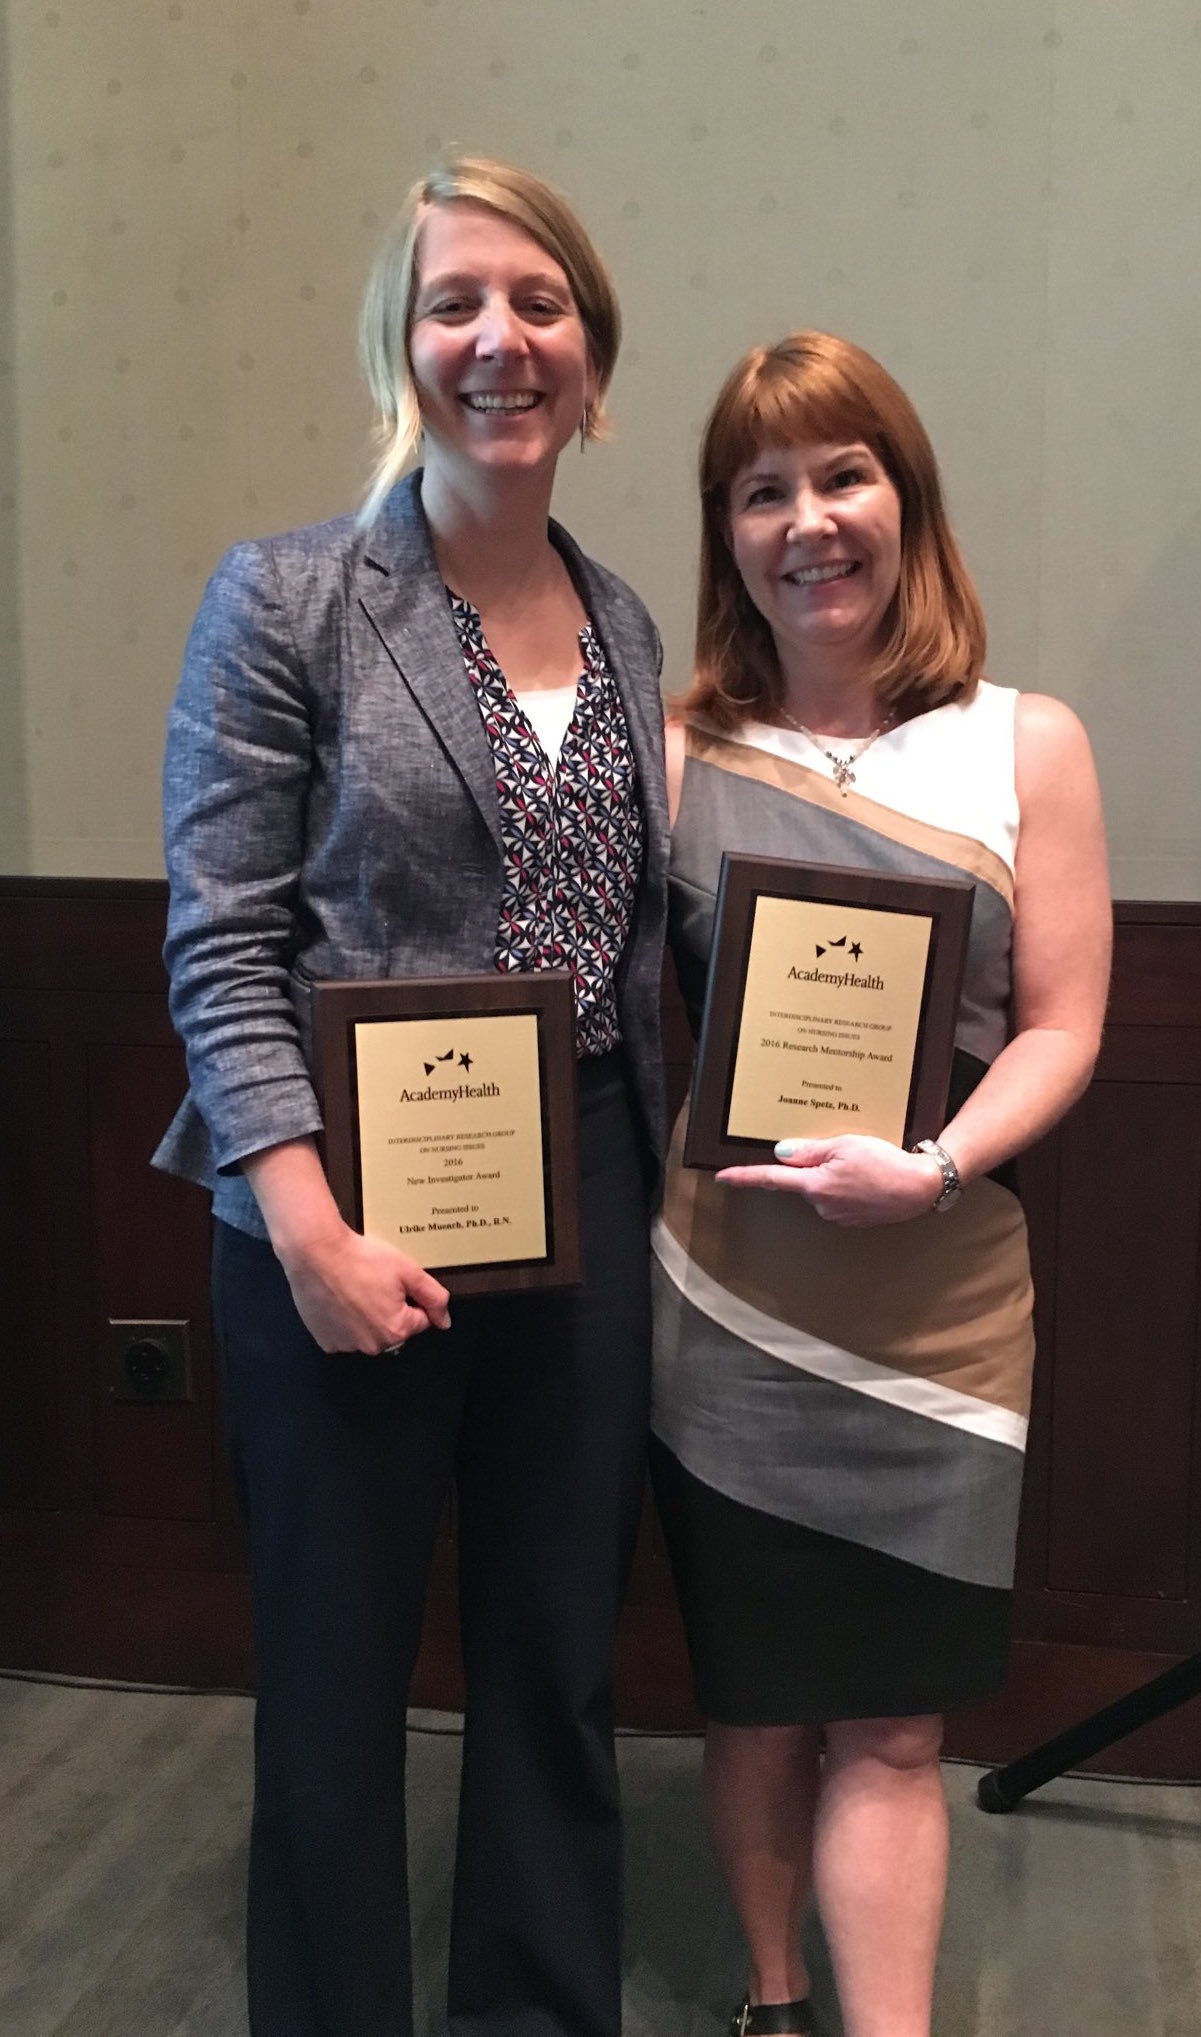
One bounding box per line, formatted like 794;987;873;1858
579;405;590;453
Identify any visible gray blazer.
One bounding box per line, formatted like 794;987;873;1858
153;472;669;1238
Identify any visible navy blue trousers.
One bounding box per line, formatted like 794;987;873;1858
212;1062;652;2037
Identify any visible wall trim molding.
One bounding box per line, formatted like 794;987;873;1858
3;882;1200;1771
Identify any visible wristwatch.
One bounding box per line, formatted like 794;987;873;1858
910;1138;962;1213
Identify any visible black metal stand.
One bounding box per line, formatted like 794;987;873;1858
975;1650;1201;1812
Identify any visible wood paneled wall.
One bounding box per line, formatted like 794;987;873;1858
2;882;1200;1775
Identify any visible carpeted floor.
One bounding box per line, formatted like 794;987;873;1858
1;1676;1199;2034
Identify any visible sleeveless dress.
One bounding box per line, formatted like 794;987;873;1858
650;688;1034;1725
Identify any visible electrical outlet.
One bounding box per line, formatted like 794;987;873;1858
109;1319;193;1403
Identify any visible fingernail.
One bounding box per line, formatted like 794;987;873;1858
774;1139;798;1159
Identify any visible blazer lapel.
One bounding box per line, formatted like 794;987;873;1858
358;474;504;857
359;478;667;870
554;523;669;867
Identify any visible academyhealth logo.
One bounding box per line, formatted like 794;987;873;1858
422;1044;474;1075
397;1043;501;1104
814;933;865;962
787;933;884;990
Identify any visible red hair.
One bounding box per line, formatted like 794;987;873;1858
681;331;986;729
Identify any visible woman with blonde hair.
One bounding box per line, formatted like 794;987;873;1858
652;331;1109;2036
156;157;667;2036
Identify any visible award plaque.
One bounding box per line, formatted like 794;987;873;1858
312;972;581;1295
684;855;974;1169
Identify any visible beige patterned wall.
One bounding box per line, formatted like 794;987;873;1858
2;1;1199;892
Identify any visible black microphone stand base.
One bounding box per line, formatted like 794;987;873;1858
975;1648;1201;1813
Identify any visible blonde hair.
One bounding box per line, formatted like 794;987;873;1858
681;331;986;729
358;156;622;526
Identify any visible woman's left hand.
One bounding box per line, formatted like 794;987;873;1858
716;1134;945;1227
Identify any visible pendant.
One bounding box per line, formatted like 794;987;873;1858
832;758;855;792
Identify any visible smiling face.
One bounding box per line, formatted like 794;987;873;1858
726;439;903;676
407;200;597;485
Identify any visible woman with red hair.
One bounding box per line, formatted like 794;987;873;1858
652;331;1110;2037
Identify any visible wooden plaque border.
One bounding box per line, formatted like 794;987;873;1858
684;854;974;1169
312;972;581;1295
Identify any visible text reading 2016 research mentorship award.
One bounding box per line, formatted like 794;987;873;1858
684;855;973;1170
313;973;580;1295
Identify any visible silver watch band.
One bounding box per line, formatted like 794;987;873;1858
911;1138;962;1212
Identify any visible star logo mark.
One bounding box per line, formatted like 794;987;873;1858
423;1045;459;1076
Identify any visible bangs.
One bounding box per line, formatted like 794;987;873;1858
703;345;885;500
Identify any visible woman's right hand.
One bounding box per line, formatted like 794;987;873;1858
278;1222;452;1354
242;1135;451;1353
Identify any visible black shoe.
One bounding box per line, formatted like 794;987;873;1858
729;1997;814;2036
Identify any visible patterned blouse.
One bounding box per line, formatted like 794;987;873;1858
449;591;645;1059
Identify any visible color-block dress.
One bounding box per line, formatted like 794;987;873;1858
650;688;1034;1724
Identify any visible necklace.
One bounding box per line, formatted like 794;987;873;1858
776;705;893;794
